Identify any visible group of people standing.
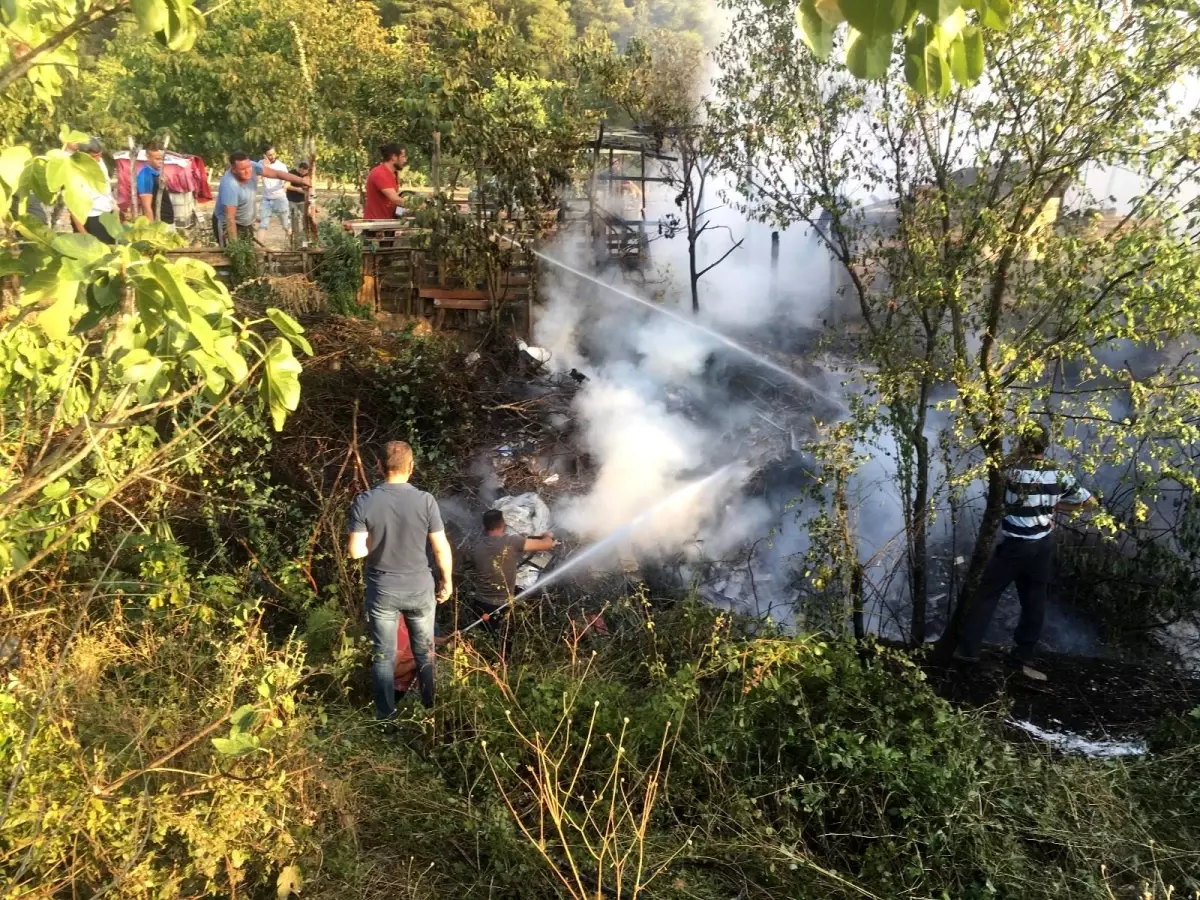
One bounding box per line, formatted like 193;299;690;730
67;136;178;243
347;441;555;722
62;136;410;249
212;145;312;246
58;135;310;247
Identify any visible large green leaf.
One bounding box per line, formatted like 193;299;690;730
957;24;985;83
96;211;122;241
52;233;108;264
71;152;107;194
42;479;71;500
814;0;845;24
132;0;169;33
268;307;315;356
0;146;31;189
936;6;967;41
211;732;259;757
846;28;892;79
44;150;71;192
839;0;907;41
916;0;961;22
965;25;985;80
58;126;91;146
188;348;228;397
798;0;836;60
55;152;108;222
905;22;952;97
35;278;82;342
980;0;1009;31
215;334;250;383
158;0;204;51
948;32;969;85
230;704;261;732
262;337;303;431
119;349;165;386
266;307;303;337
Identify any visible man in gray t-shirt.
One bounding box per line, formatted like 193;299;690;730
468;510;555;659
213;149;309;246
349;441;452;718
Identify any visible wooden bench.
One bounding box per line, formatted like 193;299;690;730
419;287;492;330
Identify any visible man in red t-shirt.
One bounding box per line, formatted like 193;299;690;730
363;142;408;219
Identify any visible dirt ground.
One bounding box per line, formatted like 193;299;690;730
925;647;1200;747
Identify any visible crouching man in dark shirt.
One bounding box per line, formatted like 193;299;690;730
348;441;453;718
468;509;555;653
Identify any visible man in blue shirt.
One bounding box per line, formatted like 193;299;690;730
213;150;309;246
136;140;174;226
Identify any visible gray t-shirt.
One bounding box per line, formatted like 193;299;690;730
470;533;526;607
216;160;266;226
348;482;445;594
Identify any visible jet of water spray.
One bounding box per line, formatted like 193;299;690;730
456;465;739;635
497;234;847;413
515;463;740;600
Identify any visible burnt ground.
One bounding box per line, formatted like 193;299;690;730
925;647;1200;747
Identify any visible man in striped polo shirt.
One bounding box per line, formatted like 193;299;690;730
955;423;1096;675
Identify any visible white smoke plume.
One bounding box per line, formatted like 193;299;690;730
531;160;865;597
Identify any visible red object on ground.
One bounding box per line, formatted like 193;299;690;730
394;616;416;693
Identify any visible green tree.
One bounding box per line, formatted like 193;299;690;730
0;136;311;581
0;0;203;143
795;0;1008;95
44;0;412;177
714;0;1200;643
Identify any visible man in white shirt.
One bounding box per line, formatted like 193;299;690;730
71;136;116;245
257;145;290;240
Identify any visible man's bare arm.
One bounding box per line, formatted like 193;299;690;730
523;531;556;553
139;193;155;220
429;529;453;602
380;186;404;207
224;205;238;240
348;531;370;559
1056;495;1098;513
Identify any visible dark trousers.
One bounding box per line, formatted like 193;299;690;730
958;536;1055;662
366;582;436;717
470;598;513;660
84;215;115;245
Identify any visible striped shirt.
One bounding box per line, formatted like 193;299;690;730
1002;462;1091;540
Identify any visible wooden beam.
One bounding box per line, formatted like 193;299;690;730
431;297;491;311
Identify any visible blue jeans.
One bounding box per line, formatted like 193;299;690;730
366;582;436;717
259;194;289;233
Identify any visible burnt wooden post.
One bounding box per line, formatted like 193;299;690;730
432;131;441;196
769;230;780;302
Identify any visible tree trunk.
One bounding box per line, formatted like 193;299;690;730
939;456;1005;652
909;429;930;644
689;231;700;313
851;563;865;642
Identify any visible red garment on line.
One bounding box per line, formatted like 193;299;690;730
114;154;212;214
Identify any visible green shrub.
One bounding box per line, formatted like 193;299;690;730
313;222;367;317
